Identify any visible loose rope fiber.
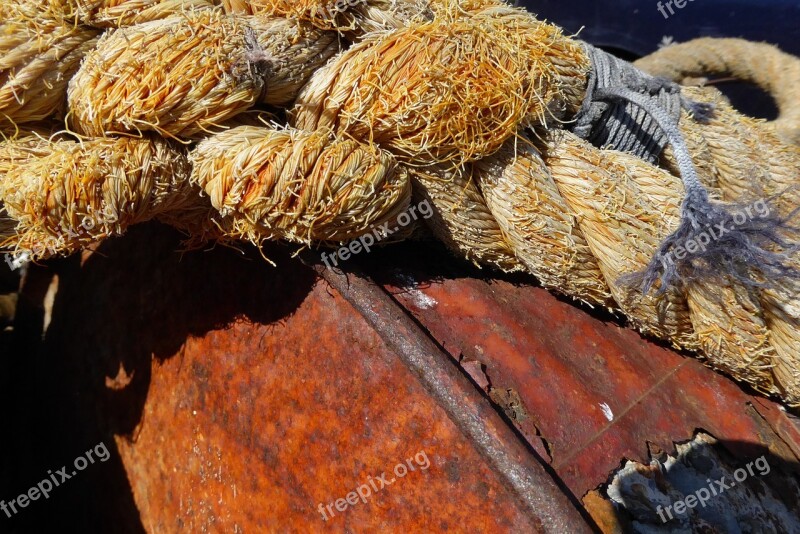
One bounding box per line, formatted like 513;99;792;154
21;0;216;28
634;38;800;146
190;125;411;245
223;0;433;33
1;2;799;406
0;134;201;259
222;0;504;35
67;10;339;138
79;0;215;28
291;5;589;165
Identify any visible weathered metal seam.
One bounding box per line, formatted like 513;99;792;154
308;259;595;533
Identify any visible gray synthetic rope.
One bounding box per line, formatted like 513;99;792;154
594;85;708;198
572;44;799;295
572;44;686;163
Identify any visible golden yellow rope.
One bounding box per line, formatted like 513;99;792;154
0;134;201;257
290;5;588;165
189;125;411;245
0;6;100;127
67;10;339;137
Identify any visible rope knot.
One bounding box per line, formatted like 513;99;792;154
571;43;685;162
571;43;798;295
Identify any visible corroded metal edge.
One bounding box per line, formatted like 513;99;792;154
308;257;596;533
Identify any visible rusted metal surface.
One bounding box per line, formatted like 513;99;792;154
309;257;593;532
115;283;538;532
3;224;569;532
361;243;800;497
752;397;800;460
4;225;800;532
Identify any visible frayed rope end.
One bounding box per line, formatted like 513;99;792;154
681;97;716;123
622;192;800;295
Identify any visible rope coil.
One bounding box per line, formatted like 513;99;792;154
0;8;100;127
67;10;339;137
634;37;800;145
0;134;200;257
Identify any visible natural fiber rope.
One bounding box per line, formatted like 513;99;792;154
290;5;589;164
223;0;431;34
634;38;800;146
1;3;799;406
67;10;339;137
0;133;202;257
16;0;216;28
0;7;100;128
673;86;800;403
408;163;523;272
189;125;411;245
474;139;615;307
571;43;797;303
80;0;216;28
223;0;500;35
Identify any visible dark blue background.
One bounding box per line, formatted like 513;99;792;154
516;0;800;118
518;0;800;59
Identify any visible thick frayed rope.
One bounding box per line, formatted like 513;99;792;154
573;44;799;294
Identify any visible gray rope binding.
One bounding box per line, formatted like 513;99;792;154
572;43;799;295
572;43;687;163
